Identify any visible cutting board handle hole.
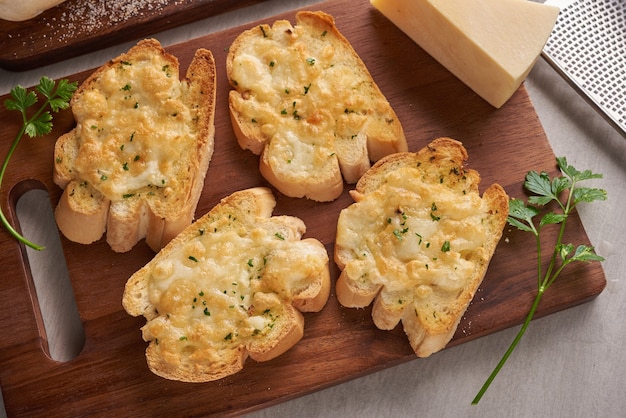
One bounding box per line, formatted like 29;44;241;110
15;187;85;362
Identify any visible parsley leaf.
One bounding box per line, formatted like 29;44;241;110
472;157;606;404
1;76;77;250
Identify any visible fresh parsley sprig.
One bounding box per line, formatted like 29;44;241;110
1;76;77;251
472;157;606;404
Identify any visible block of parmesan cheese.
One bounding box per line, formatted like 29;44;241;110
370;0;560;108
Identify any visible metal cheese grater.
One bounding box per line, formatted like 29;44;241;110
542;0;625;137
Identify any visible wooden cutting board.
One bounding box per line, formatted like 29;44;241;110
0;0;267;71
0;0;606;416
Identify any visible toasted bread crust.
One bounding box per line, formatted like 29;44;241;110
53;39;216;252
122;187;330;382
334;137;508;357
227;11;407;201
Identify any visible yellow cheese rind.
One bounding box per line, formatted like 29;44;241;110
371;0;560;107
122;187;331;382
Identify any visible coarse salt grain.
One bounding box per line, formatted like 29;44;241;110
10;0;188;46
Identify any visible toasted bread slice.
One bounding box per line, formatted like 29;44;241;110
227;11;407;202
53;39;216;253
122;187;331;382
334;137;508;357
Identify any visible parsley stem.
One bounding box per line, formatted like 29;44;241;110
472;287;545;405
473;158;605;404
2;77;76;251
0;126;45;251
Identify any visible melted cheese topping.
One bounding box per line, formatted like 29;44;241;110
71;57;195;202
141;211;327;355
230;19;402;177
337;167;488;302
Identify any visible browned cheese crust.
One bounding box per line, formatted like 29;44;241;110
53;38;216;252
334;137;509;357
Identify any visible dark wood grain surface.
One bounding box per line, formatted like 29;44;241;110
0;0;606;416
0;0;268;71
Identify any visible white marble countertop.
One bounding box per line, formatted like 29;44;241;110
1;1;624;417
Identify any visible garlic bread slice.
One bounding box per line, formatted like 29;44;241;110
334;137;508;357
227;11;407;201
123;187;330;382
54;38;216;252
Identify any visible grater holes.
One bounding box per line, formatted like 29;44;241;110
543;0;625;135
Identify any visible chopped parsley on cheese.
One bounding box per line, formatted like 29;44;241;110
337;166;488;302
228;12;407;199
142;210;328;352
72;57;196;201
